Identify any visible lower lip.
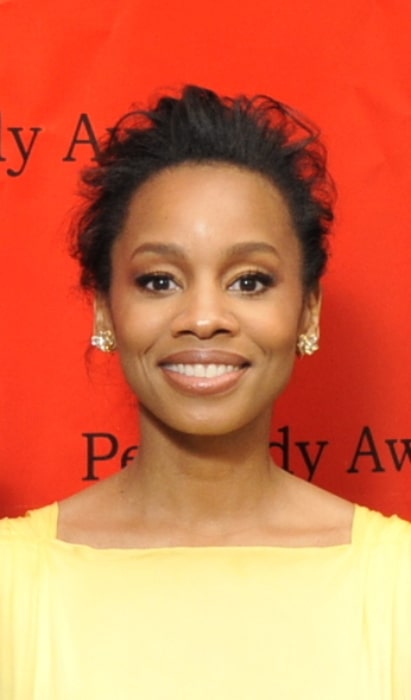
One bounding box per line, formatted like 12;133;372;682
160;366;248;396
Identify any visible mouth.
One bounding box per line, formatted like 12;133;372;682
158;351;250;396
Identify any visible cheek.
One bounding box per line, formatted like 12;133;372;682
109;293;165;352
116;318;162;356
246;303;302;350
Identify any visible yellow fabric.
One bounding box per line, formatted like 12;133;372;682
1;503;411;699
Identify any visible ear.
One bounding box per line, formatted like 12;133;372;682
91;294;117;353
299;285;322;337
93;293;115;335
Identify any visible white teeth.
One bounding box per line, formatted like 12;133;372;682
165;363;240;378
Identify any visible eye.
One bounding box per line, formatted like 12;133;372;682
229;271;275;294
135;273;180;293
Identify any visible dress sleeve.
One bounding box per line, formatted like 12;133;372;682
391;517;411;696
358;508;411;697
0;510;54;697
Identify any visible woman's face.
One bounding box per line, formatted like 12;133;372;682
98;163;320;435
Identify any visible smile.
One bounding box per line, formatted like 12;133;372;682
163;363;242;378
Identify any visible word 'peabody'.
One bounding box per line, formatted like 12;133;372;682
81;426;411;482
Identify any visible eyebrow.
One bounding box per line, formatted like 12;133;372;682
226;242;280;258
130;241;280;260
130;243;186;260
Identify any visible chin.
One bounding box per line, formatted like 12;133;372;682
140;400;270;440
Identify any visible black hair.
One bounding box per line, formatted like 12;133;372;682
71;85;335;292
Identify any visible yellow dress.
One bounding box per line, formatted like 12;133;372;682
1;503;410;699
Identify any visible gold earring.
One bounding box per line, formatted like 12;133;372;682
297;331;319;357
91;330;117;353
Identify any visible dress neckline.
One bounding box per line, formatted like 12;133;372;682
33;501;366;555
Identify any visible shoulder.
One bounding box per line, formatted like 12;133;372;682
355;507;411;685
0;503;58;548
0;503;58;575
0;505;59;661
354;505;411;594
354;504;411;550
353;505;411;622
0;504;58;593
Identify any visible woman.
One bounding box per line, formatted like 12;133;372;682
1;86;410;698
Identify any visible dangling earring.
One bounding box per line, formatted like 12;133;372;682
297;331;319;357
91;330;117;353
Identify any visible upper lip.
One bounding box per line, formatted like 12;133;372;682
159;350;250;366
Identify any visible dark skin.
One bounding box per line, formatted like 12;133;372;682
58;164;354;549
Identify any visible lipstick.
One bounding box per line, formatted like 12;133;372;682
159;350;249;396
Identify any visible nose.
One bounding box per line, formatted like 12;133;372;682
170;285;240;339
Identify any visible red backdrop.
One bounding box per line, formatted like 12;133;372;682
1;0;410;518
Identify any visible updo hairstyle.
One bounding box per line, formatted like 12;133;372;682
71;85;335;293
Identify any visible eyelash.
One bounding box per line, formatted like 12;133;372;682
134;270;276;295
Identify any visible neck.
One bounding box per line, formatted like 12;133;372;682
120;408;278;530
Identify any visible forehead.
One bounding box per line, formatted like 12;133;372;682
117;163;299;260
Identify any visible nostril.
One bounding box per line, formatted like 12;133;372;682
176;325;233;338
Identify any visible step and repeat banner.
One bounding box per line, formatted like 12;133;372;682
1;0;410;518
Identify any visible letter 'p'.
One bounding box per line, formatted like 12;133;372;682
81;432;119;481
